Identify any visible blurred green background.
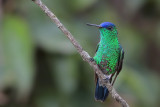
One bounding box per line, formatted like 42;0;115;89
0;0;160;107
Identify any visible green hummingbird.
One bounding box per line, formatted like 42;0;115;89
87;22;124;101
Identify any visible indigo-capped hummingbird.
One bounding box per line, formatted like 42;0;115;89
87;22;124;102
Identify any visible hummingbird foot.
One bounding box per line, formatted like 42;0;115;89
99;74;112;87
103;74;111;81
89;57;94;62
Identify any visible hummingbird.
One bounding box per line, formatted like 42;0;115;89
87;22;124;102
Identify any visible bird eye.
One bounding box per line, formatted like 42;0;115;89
106;27;113;31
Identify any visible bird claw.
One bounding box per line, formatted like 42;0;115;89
89;57;94;62
99;74;111;87
103;74;111;81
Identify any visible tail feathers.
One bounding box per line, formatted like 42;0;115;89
95;78;109;102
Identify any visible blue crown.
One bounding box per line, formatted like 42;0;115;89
100;22;115;28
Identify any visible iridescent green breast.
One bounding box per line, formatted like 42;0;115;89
93;28;120;74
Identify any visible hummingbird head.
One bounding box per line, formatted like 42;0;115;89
86;22;116;31
87;22;118;38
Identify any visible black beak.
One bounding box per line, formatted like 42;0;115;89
86;23;101;28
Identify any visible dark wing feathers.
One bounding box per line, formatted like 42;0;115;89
95;42;99;52
117;45;124;75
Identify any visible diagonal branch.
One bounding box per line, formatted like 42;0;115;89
31;0;129;107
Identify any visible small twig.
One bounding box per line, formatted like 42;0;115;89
32;0;129;107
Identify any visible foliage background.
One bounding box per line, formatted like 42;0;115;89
0;0;160;107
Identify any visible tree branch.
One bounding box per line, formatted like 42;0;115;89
32;0;129;107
